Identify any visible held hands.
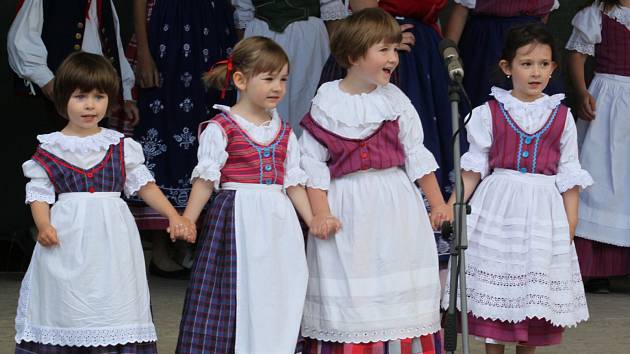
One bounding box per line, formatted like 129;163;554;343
576;90;596;121
37;223;59;247
167;215;197;243
398;24;416;52
429;203;453;231
309;213;342;240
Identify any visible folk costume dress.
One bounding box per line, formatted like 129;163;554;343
127;0;236;228
176;105;309;354
442;87;592;346
566;2;630;278
16;129;157;353
455;0;563;109
299;81;442;353
233;0;348;135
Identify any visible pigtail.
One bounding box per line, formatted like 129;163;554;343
204;57;234;99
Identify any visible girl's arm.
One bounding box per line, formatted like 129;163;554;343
307;188;341;239
30;201;58;246
416;173;450;229
567;51;596;120
446;170;482;207
443;4;469;44
286;186;314;227
562;187;579;242
133;0;159;88
137;183;196;241
183;179;214;225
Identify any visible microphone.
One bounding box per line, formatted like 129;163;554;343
438;39;464;83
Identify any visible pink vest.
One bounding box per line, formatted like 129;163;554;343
595;13;630;77
488;99;567;175
300;113;405;178
474;0;555;17
200;113;291;186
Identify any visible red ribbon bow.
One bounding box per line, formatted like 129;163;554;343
211;56;233;100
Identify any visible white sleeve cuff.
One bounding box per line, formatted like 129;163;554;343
461;152;490;179
124;165;155;197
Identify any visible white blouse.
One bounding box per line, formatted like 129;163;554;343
7;0;135;100
191;105;308;189
299;80;439;190
455;0;559;11
461;87;593;193
23;129;155;204
565;2;630;56
232;0;348;29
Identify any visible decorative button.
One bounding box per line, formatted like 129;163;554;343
525;137;532;145
264;164;272;172
263;149;271;158
519;168;527;173
265;178;273;185
73;44;81;50
359;142;367;147
86;172;94;178
360;152;368;159
522;151;529;158
88;186;95;193
75;33;82;40
77;22;84;29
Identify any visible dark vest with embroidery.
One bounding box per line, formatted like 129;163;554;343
595;13;630;77
31;138;126;194
253;0;321;33
300;113;405;178
473;0;555;17
488;100;567;175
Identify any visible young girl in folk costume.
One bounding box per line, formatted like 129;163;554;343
300;9;448;353
15;52;194;353
176;36;313;354
444;0;563;109
442;24;592;353
232;0;348;135
124;0;236;277
566;0;630;293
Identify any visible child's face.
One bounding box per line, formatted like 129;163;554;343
240;64;289;110
499;42;557;102
66;89;108;132
350;40;399;87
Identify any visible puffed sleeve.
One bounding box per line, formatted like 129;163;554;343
299;130;331;190
397;101;439;182
320;0;348;21
23;159;55;204
565;3;602;56
191;122;228;190
232;0;255;30
284;132;308;188
7;0;54;90
555;111;594;193
454;0;476;9
124;138;156;197
460;104;493;179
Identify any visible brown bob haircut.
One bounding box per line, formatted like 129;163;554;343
330;8;402;69
53;52;120;118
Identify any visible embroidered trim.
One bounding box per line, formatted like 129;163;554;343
556;169;594;193
301;320;441;344
565;40;595;56
607;5;630;30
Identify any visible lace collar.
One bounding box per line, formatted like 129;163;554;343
607;4;630;30
490;86;564;112
37;128;123;154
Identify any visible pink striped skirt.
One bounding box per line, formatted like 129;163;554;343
303;332;441;354
574;237;630;277
467;314;563;346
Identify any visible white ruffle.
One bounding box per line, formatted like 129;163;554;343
191;161;223;190
312;81;408;129
461;152;490;179
37;128;123;153
124;165;155;197
556;169;594;193
565;40;595;56
301;321;440;344
25;190;55;205
301;156;331;190
405;148;439;182
284;167;308;188
320;0;348;20
608;5;630;30
15;324;157;347
490;87;565;133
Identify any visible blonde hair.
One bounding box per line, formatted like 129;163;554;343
53;52;120;118
331;8;402;69
204;36;289;90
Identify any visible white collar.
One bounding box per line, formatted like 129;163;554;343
606;4;630;30
490;86;564;111
37;128;123;154
212;104;280;129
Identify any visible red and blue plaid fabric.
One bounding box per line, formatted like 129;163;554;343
31;138;126;194
15;341;157;353
177;190;237;353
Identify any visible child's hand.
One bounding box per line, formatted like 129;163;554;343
309;214;342;240
167;215;197;243
398;24;416;52
577;91;596;121
429;203;452;231
37;224;59;247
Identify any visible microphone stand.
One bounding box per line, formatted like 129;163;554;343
443;76;470;354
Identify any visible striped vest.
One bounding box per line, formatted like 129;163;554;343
300;113;405;178
474;0;555;17
31;138;126;194
595;13;630;77
488;100;567;176
206;113;291;186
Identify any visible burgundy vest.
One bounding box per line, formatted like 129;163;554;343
300;113;405;178
474;0;555;17
488;100;567;175
200;113;291;186
595;13;630;77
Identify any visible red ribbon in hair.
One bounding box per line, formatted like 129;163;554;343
210;56;233;100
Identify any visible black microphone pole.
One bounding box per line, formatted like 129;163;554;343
439;39;470;354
